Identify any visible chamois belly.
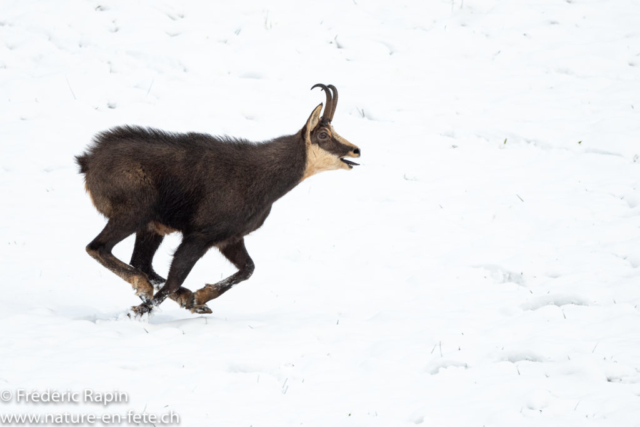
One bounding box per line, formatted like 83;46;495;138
148;221;178;236
210;205;273;241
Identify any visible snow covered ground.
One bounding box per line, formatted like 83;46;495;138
1;0;639;425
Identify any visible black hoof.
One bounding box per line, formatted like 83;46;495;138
190;305;212;314
130;303;153;317
138;294;152;304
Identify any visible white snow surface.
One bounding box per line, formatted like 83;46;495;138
1;0;640;425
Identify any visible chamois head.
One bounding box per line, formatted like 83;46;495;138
302;84;361;180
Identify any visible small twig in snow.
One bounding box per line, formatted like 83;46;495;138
66;77;77;100
146;78;154;97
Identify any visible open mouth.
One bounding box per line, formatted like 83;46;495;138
340;158;359;169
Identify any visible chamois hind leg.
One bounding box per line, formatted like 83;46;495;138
130;227;166;289
192;238;255;309
86;218;155;304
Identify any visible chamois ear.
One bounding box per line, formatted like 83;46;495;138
304;103;324;145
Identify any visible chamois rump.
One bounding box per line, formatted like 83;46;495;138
76;84;361;315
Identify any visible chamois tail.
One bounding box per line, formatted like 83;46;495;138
75;154;89;174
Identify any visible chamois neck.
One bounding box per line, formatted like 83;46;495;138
248;131;307;204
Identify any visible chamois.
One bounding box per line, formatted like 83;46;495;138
76;84;361;315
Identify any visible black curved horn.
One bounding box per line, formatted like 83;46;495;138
327;84;338;121
311;83;333;122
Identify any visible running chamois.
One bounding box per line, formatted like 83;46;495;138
76;84;361;315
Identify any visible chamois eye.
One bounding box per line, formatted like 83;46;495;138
318;132;329;140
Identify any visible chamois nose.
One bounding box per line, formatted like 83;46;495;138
353;148;361;156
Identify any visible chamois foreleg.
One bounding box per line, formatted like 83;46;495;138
193;238;255;307
132;233;211;315
130;227;204;309
130;228;166;288
86;218;155;303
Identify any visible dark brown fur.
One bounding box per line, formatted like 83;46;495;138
79;126;307;236
76;87;360;315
